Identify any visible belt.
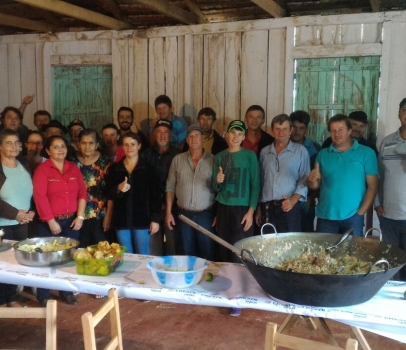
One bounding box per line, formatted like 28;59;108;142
55;213;75;220
264;200;284;207
178;205;213;213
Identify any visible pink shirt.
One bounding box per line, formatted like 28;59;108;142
33;159;87;221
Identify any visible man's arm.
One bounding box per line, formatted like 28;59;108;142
165;191;176;230
357;175;378;216
19;94;35;114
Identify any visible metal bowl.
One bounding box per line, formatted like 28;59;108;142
13;237;80;267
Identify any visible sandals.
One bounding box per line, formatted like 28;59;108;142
95;295;107;299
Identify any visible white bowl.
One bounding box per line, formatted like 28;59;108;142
147;255;209;288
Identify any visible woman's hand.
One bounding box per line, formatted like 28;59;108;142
70;217;83;231
48;219;62;235
15;210;35;224
149;222;159;235
118;176;131;192
103;215;111;232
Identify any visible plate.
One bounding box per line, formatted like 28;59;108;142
0;242;12;253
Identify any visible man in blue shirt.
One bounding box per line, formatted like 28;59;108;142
308;114;378;236
256;114;310;232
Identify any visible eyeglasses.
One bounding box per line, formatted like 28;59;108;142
26;141;43;146
2;141;22;148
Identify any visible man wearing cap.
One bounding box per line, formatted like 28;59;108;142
374;98;406;281
116;106;148;151
256;114;310;233
166;124;216;261
322;111;378;155
144;119;181;255
149;95;188;150
308;114;378;237
41;120;76;160
67;119;85;151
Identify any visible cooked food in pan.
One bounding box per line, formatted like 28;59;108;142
17;239;78;253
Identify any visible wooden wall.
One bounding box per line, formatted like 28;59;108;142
0;11;406;143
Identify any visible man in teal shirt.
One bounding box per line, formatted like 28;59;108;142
308;114;378;236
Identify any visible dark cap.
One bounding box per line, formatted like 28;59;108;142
399;98;406;109
67;119;85;130
348;111;368;124
155;119;172;130
227;120;247;132
41;120;68;134
187;124;204;135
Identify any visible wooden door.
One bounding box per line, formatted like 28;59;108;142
52;66;113;132
294;56;380;145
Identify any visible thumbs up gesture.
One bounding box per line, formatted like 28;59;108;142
217;166;225;184
308;163;321;183
119;176;131;192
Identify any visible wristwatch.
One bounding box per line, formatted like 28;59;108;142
77;215;85;220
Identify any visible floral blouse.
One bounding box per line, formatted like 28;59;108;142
72;154;111;220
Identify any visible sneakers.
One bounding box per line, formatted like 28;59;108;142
229;307;242;316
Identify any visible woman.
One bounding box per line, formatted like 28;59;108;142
106;132;161;254
71;129;112;247
0;130;35;307
25;130;46;172
33;135;86;306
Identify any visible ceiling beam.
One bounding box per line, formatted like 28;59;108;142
96;0;129;23
128;0;200;24
370;0;380;12
185;0;209;23
250;0;285;18
14;0;132;30
0;12;56;32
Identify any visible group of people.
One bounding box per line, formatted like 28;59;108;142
0;94;405;318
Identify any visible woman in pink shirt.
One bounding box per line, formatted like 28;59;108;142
33;135;86;307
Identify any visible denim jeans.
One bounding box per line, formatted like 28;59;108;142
316;213;364;237
378;216;406;281
116;229;150;254
36;217;78;302
178;209;215;261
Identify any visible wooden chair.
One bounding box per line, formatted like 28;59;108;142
81;288;123;350
265;321;358;350
0;299;57;350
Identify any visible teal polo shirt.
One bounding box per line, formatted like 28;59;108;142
315;140;378;220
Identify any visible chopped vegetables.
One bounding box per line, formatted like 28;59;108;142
18;239;77;252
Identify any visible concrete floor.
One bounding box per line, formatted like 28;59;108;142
0;289;405;350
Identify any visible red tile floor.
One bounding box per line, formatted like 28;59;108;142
0;289;405;350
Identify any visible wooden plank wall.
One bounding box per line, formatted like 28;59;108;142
0;11;405;142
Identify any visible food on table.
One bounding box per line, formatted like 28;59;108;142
17;239;77;252
205;272;214;282
274;246;384;275
73;241;121;260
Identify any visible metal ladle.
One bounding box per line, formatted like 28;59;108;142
325;229;352;264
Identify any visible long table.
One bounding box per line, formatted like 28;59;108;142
1;242;405;345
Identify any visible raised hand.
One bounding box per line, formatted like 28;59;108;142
308;162;321;183
119;176;131;192
217;166;225;184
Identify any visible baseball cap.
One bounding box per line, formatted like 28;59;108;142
155;119;172;130
41;120;68;134
399;98;406;109
348;111;368;124
187;124;204;135
67;119;85;130
227;120;247;132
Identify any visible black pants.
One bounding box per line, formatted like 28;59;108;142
260;201;302;233
215;203;254;263
79;218;107;248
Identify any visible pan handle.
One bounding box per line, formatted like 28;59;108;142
366;259;390;275
260;223;278;237
364;227;382;242
178;214;242;258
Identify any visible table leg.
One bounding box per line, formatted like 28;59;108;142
312;318;339;346
278;314;299;334
351;326;372;350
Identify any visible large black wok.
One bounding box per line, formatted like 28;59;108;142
179;215;406;307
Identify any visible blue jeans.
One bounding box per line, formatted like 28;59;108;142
116;229;150;254
378;216;406;281
316;213;364;237
178;209;215;261
36;217;78;302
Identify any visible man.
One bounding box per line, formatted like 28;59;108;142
166;124;216;261
67;119;85;151
322;111;378;155
374;98;406;281
290;110;321;232
183;107;227;155
308;114;378;236
144;119;181;255
41;119;68;139
101;123;124;163
117;106;147;151
33;110;51;134
149;95;188;150
256;114;310;233
0;106;28;154
242;105;274;157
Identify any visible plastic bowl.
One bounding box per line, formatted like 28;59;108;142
147;255;209;288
